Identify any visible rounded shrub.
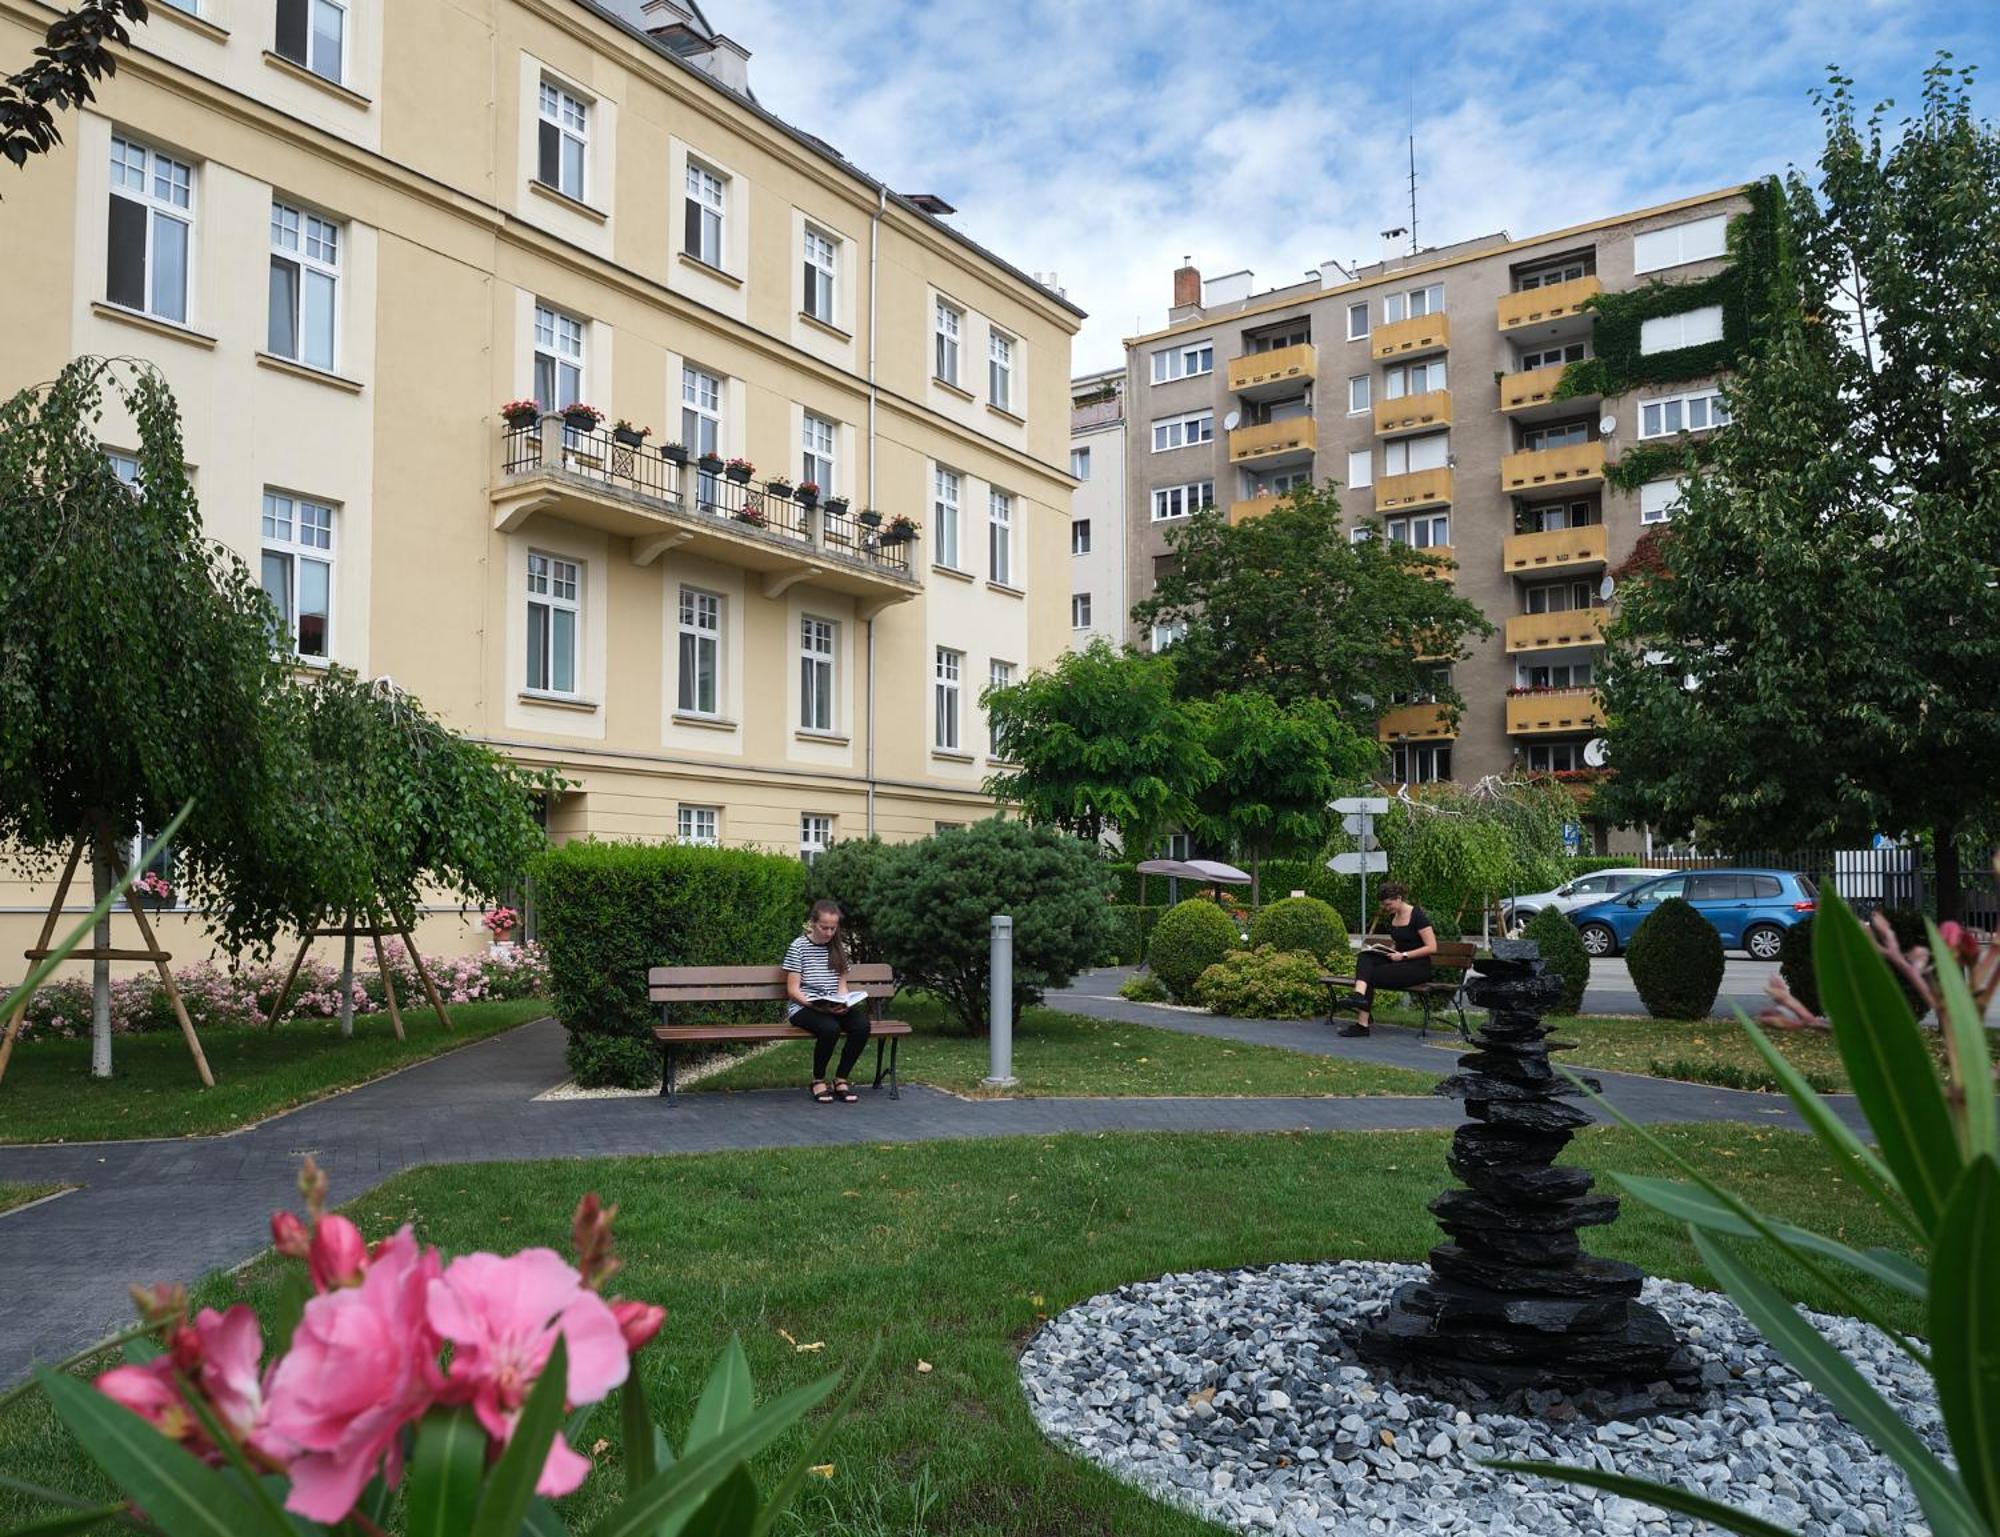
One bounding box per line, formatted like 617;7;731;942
1148;899;1241;1002
1193;946;1327;1019
1626;896;1724;1020
1118;972;1169;1003
1249;896;1345;964
1779;915;1820;1016
1524;906;1590;1015
567;1033;660;1090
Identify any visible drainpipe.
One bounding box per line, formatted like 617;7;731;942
865;185;885;836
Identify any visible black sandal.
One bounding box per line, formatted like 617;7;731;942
811;1081;836;1103
833;1081;860;1103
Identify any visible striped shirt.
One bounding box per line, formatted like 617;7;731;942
781;935;843;1016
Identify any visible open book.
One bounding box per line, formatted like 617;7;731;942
1361;940;1396;955
808;989;871;1010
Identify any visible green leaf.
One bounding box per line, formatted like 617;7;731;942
683;1335;753;1454
405;1407;485;1537
585;1373;838;1537
121;1339;163;1366
1614;1175;1926;1298
353;1473;394;1530
520;1499;567;1537
619;1371;658;1495
34;1365;278;1537
468;1336;569;1537
1;1505;134;1536
1693;1230;1985;1536
268;1270;311;1362
750;1339;879;1537
1930;1156;2000;1527
1816;896;1962;1235
1489;1460;1801;1536
1929;919;1998;1162
680;1470;758;1537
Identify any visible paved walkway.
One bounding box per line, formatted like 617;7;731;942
0;998;1852;1386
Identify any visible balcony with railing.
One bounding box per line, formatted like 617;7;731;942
1497;275;1602;334
1228;341;1317;401
1503;523;1609;576
1371;311;1451;361
1229;494;1284;525
1374;389;1451;437
1498;362;1582;416
493;416;921;601
1499;438;1605;495
1378;703;1453;742
1228;415;1316;466
1506;687;1605;735
1504;607;1609;653
1374;467;1452;513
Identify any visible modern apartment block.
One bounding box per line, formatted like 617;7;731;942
1066;367;1127;648
0;0;1080;960
1121;188;1748;791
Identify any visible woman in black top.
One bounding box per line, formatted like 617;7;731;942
1339;882;1437;1038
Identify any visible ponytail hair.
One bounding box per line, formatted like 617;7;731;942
807;899;850;973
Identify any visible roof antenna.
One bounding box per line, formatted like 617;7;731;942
1407;69;1419;255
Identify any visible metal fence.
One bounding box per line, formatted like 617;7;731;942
1642;846;2000;927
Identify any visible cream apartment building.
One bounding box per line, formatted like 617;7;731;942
0;0;1081;961
1122;188;1747;795
1065;367;1126;648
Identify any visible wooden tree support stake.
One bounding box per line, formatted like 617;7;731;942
0;839;84;1087
398;923;454;1032
266;909;449;1035
370;929;405;1041
264;932;315;1030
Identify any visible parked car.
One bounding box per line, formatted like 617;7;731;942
1503;868;1669;930
1567;869;1819;960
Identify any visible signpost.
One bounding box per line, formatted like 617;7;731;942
1329;796;1392;921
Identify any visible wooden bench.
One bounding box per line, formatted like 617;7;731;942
1321;940;1479;1042
648;962;910;1105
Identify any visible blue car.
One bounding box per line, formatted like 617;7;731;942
1567;868;1819;961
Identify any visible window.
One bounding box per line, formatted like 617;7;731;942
802;412;836;493
1522;420;1590;452
1391;743;1452;784
1640;305;1724;355
1386;511;1449;548
933;466;961;568
1524;498;1600;533
1519;661;1594;689
1151;621;1186;651
934;647;962;751
1527;741;1592;774
1071;519;1091;555
677;806;719;847
684;163;725;268
1347;449;1373;489
1514;253;1594;289
800;814;833;864
106;136;191;323
1381;431;1448;476
1070;446;1090;480
1071;593;1092;628
682;364;723;501
1383;283;1444;323
1151;410;1213;452
1524;579;1596;615
1348;374;1371;414
934;299;962;385
1151;480;1213;520
989;329;1015;412
1346;301;1369;340
1383;359;1446;398
268;200;338;371
1248;322;1309;353
988;490;1014;585
799;615;836;732
989;660;1015;759
105;450;142;491
1520;341;1587;372
1640;479;1685;524
1253;469;1311;499
677;587;722;717
802;226;836;323
536;79;588;200
275;0;344;84
1350;526;1375;544
526;552;580;695
1632;213;1728;275
260;491;334;658
533;304;584;412
1149;339;1213;383
1639;388;1731;439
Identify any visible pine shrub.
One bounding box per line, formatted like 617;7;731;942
1193;946;1327;1019
1625;896;1724;1020
1524;906;1590;1014
1148;899;1241;1001
1249;895;1346;964
1779;915;1820;1016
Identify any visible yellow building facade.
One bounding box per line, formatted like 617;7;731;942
0;0;1081;964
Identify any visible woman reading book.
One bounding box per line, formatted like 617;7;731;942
1338;882;1437;1038
783;899;872;1103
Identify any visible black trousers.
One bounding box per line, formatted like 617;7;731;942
794;1005;871;1080
1354;951;1431;1002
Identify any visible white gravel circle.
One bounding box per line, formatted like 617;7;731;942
1020;1261;1943;1536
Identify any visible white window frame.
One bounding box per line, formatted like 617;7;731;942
1515;257;1592;290
934;299;963;386
260;489;335;660
1382;431;1449;476
1070;446;1090;480
1639;305;1724;355
802;225;837;324
1347;374;1371;414
685;162;726;268
276;0;346;85
933;466;962;569
1522;420;1590;453
1151;621;1186;652
1383;359;1446;398
989;328;1015;412
268;199;339;372
1151;410;1214;452
989;488;1015;585
1640;479;1685;525
799;614;836;733
526;550;581;697
677;806;720;847
934;647;963;751
1071;519;1091;556
105;450;142;491
1347;448;1373;490
1638;388;1732;440
1151;480;1214;521
107;135;193;325
1520;341;1588;371
1386;511;1450;548
1632;213;1729;275
1346;301;1369;340
536;78;589;201
1071;593;1092;628
1391;742;1452;785
533;304;585;413
988;659;1016;758
802;411;837;494
1525;579;1596;615
1383;282;1444;323
677;586;723;718
800;814;834;864
1150;338;1213;384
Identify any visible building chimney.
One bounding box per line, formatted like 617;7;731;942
1173;259;1201;310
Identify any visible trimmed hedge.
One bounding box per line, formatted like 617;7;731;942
1193;947;1326;1019
1626;896;1724;1020
1249;896;1346;965
1524;906;1590;1015
1102;860;1363;929
532;840;805;1087
1148;900;1240;1002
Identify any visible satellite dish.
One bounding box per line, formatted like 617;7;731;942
1583;738;1609;769
1598;574;1616;601
1222;409;1242;431
1684;673;1702;693
1598;414;1618;436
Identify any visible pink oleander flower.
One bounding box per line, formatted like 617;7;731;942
610;1299;666;1354
427;1249;630;1498
263;1227;443;1523
309;1214;368;1292
271;1210;310;1261
97;1306;270;1461
1938;921;1980;967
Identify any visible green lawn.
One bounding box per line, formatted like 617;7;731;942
0;1125;1920;1535
0;1182;64;1216
0;999;551;1144
693;997;1434;1098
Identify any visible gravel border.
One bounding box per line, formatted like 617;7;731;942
533;1041;784;1101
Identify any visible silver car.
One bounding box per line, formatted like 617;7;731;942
1503;868;1670;931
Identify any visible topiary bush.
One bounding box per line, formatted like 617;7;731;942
1148;899;1240;1002
1192;945;1326;1019
1625;896;1724;1020
1524;906;1590;1014
1779;914;1820;1016
1249;895;1345;963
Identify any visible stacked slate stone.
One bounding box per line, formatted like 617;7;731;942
1356;938;1703;1418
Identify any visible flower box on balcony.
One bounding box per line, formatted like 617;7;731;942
562;404;603;432
881;515;919;544
661;442;690;464
500;400;541;428
611;422;650;448
697;451;724;470
724;458;755;484
857;508;883;528
735;501;767;528
795;482;820;508
823;496;850;518
764;478;795;499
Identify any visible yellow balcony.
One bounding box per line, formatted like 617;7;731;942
1228;342;1316;399
1507;687;1605;735
1371;311;1450;361
1498;363;1572;414
1229;416;1316;466
1374;389;1452;437
1503;523;1609;576
1505;608;1609;653
1229;495;1285;525
1412;545;1455;582
1497;274;1602;333
1500;439;1604;495
1374;467;1452;513
1379;703;1453;742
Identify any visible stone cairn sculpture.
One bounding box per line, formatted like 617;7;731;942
1356;938;1703;1417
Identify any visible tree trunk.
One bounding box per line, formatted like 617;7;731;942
1250;849;1261;911
90;838;115;1079
1933;818;1963;924
339;928;357;1037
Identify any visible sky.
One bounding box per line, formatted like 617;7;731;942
715;0;2000;374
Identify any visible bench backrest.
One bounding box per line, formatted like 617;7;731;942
1432;941;1478;974
647;961;897;1005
